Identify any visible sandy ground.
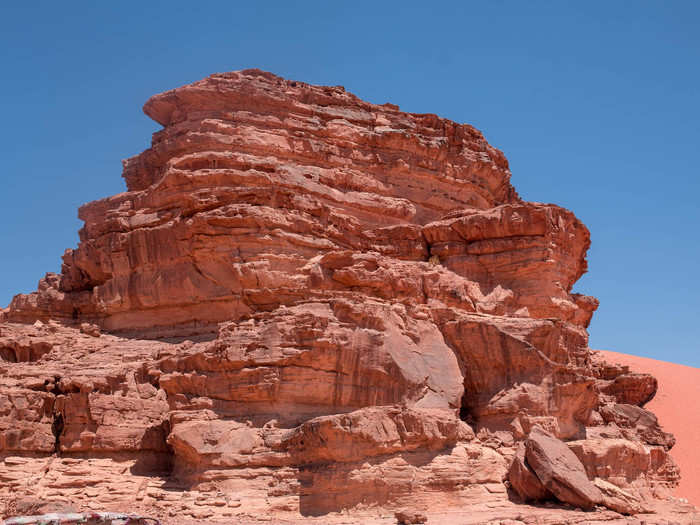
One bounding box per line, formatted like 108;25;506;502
599;349;700;506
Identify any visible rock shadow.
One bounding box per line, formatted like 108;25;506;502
129;421;175;477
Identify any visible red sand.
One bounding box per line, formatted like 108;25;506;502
599;350;700;505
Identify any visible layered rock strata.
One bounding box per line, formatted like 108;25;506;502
0;70;696;524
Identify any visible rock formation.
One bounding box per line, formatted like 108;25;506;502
599;349;700;506
0;69;697;524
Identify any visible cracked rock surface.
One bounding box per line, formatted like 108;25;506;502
1;70;697;524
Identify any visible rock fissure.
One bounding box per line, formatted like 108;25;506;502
50;410;63;456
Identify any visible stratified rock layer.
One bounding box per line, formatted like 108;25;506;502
0;70;696;524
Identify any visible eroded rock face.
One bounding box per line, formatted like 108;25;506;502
0;69;695;524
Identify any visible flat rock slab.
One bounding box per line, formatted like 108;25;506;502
525;426;603;510
508;442;551;501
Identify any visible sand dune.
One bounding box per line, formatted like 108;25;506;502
599;350;700;505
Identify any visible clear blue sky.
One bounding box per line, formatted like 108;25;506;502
1;2;698;366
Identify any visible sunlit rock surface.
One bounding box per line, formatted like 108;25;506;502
1;70;696;524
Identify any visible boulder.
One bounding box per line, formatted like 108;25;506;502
524;427;603;510
508;442;551;501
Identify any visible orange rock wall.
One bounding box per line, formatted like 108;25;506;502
0;70;696;524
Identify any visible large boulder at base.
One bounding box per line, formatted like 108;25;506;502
524;426;603;510
508;442;552;501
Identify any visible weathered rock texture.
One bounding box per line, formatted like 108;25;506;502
0;70;697;524
599;349;700;506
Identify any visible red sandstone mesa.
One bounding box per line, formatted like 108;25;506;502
0;69;697;524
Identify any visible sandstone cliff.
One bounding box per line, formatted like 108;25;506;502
0;70;696;524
